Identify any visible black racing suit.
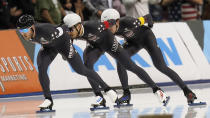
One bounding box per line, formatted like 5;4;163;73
115;16;189;94
31;23;111;101
82;20;160;97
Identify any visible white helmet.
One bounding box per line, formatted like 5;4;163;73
101;9;120;22
63;13;81;28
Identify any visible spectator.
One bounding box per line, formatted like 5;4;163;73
71;0;92;21
112;0;126;16
122;0;150;18
0;0;12;29
162;0;203;21
83;0;109;19
149;0;165;21
10;0;36;16
9;0;36;27
202;0;210;19
60;0;73;14
161;0;182;21
181;0;203;21
35;0;66;24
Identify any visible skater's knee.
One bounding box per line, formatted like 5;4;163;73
125;64;137;72
38;66;48;74
75;68;88;76
84;62;94;70
154;63;168;72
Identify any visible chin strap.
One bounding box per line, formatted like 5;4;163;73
30;27;35;41
75;24;83;38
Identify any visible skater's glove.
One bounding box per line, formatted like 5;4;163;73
137;17;145;26
142;14;154;28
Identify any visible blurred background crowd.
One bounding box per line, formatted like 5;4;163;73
0;0;210;30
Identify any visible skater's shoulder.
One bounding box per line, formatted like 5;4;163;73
34;23;57;35
83;20;101;28
35;23;56;29
120;16;136;23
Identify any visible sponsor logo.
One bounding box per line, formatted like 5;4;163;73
87;33;100;42
40;37;49;44
0;30;41;95
124;28;134;38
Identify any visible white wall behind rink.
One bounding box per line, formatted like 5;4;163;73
48;22;210;91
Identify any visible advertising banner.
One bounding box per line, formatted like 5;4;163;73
0;30;42;95
174;22;210;79
1;22;210;95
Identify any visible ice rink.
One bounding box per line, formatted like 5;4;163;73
0;83;210;118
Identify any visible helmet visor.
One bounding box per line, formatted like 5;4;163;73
19;28;30;33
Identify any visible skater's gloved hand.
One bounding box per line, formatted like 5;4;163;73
61;54;67;61
137;16;145;26
143;14;154;28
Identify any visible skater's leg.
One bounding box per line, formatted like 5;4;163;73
116;43;142;104
68;53;120;103
117;62;129;90
83;46;104;97
144;29;189;91
57;39;111;91
101;30;158;92
108;47;170;105
37;48;58;111
37;48;58;101
108;47;159;93
117;43;142;91
143;29;197;104
67;52;111;91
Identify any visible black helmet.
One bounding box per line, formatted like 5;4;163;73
16;14;35;29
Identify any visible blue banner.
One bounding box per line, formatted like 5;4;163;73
203;21;210;63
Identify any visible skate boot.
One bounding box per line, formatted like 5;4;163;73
37;99;55;113
119;91;131;104
184;88;206;106
184;90;197;104
90;96;109;111
116;90;133;108
155;89;170;106
106;89;119;105
91;96;106;108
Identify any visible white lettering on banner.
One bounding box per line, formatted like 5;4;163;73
0;80;5;92
7;57;17;72
18;56;27;71
13;57;23;71
23;56;34;71
1;74;27;82
0;64;5;73
0;74;28;93
0;56;34;73
1;57;9;72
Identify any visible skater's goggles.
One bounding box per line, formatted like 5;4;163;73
69;26;76;32
68;23;81;32
19;27;31;33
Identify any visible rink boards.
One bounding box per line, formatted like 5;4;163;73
47;22;210;90
1;22;210;95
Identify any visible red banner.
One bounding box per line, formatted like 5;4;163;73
0;30;42;95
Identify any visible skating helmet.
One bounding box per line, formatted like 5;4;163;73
101;9;120;22
63;13;81;28
16;14;35;29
